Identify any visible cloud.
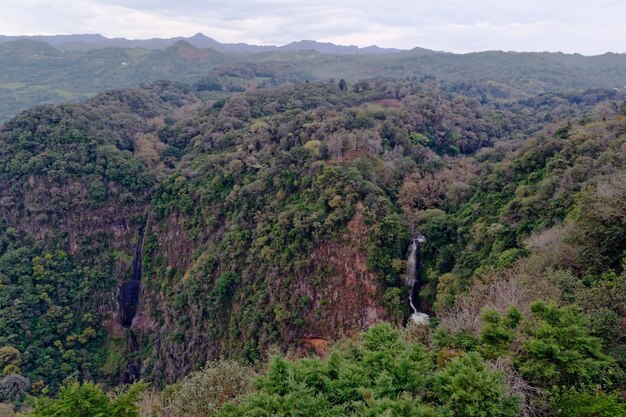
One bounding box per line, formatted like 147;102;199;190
1;0;625;54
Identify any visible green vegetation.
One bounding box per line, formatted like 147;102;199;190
26;380;146;417
2;37;626;122
168;360;254;417
0;82;198;392
221;324;519;417
0;71;625;415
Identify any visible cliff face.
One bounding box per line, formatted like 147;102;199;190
139;203;396;383
298;206;391;337
0;82;199;386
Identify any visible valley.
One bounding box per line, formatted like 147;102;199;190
0;39;624;416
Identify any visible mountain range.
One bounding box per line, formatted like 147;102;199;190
0;33;402;54
2;34;626;125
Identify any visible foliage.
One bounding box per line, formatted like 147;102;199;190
220;324;518;416
0;374;29;402
550;385;626;417
0;247;108;390
170;360;254;417
0;69;626;415
2;37;626;123
0;347;21;371
432;352;519;417
516;301;614;388
0;82;197;387
479;307;521;358
27;380;146;417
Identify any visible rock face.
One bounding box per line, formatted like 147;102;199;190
298;206;392;336
141;204;396;384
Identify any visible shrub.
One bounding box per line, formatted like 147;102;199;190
221;324;518;416
0;374;29;402
27;380;146;417
550;385;626;417
516;301;613;388
432;352;520;417
171;360;254;417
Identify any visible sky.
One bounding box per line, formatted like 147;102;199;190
1;0;626;55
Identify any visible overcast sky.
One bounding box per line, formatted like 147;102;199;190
2;0;625;55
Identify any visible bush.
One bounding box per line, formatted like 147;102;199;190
221;324;519;416
171;360;254;417
516;301;613;388
0;374;29;402
27;380;146;417
432;352;520;417
550;385;626;417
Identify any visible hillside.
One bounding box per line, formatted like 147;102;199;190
0;78;625;415
2;38;626;122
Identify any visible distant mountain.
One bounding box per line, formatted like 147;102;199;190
0;33;401;55
2;35;626;123
278;39;399;54
0;38;61;57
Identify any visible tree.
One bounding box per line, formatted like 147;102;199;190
550;385;626;417
171;360;254;417
432;352;520;417
0;374;29;402
516;301;614;388
0;347;20;371
221;324;518;416
27;380;146;417
479;307;521;358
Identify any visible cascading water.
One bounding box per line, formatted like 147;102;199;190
119;224;145;327
406;233;429;325
406;240;418;287
118;223;145;383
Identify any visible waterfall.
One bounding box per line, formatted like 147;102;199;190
119;224;145;328
406;233;429;325
406;240;418;287
118;223;145;383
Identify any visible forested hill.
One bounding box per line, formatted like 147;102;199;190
0;78;625;415
2;37;626;122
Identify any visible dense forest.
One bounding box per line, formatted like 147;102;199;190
2;37;626;122
0;64;625;416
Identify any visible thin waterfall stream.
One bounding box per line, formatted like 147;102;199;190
406;233;429;325
118;223;145;383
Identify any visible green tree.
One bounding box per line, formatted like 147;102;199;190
550;385;626;417
171;360;254;417
221;324;518;417
0;347;20;369
432;352;520;417
27;380;146;417
516;301;614;387
479;307;521;358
